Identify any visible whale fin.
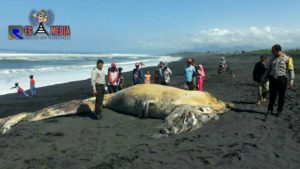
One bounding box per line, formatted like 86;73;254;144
136;100;155;118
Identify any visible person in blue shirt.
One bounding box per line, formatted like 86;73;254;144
184;58;196;90
132;63;144;85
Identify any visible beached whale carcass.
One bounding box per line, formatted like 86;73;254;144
0;84;231;135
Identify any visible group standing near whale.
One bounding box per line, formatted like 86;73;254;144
0;44;295;136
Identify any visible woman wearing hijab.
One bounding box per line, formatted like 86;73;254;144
196;64;206;91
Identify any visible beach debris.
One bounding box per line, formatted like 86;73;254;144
0;84;232;136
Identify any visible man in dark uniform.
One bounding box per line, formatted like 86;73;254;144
262;44;295;120
91;59;106;119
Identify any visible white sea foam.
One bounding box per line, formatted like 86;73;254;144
0;53;181;95
0;53;150;61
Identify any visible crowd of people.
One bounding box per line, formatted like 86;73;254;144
91;60;174;119
11;44;295;122
90;56;210;119
90;44;295;121
107;61;174;94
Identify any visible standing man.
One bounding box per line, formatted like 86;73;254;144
218;56;227;74
262;44;295;120
132;63;144;85
253;55;269;105
184;58;196;90
91;59;106;119
158;62;165;84
107;63;119;93
118;67;125;90
162;63;172;85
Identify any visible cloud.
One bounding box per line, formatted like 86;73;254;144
135;26;300;51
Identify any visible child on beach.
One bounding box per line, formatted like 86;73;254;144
11;83;30;99
144;70;151;84
196;64;206;91
29;75;36;96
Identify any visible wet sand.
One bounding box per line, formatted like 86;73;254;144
0;54;299;169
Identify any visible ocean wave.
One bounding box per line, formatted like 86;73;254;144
0;56;181;76
0;55;182;95
0;53;151;61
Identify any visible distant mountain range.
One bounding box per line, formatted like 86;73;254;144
0;45;259;54
190;45;259;52
0;49;99;54
2;45;296;55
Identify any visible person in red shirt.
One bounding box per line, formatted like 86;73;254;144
29;75;36;96
107;63;119;93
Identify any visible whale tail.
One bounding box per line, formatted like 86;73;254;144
0;113;32;134
0;98;95;134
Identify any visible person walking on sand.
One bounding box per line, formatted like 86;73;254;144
162;63;172;85
253;55;269;105
262;44;295;120
184;58;196;90
11;83;30;99
29;75;36;96
91;59;106;119
144;70;151;84
218;56;227;74
196;64;206;91
107;63;119;93
132;63;144;85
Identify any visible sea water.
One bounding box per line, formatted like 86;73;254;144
0;52;181;95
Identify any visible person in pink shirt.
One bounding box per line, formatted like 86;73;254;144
195;64;206;91
11;83;30;99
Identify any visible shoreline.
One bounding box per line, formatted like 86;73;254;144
0;54;299;169
0;58;183;118
0;53;182;96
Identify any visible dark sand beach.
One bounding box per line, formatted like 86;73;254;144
0;54;299;169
